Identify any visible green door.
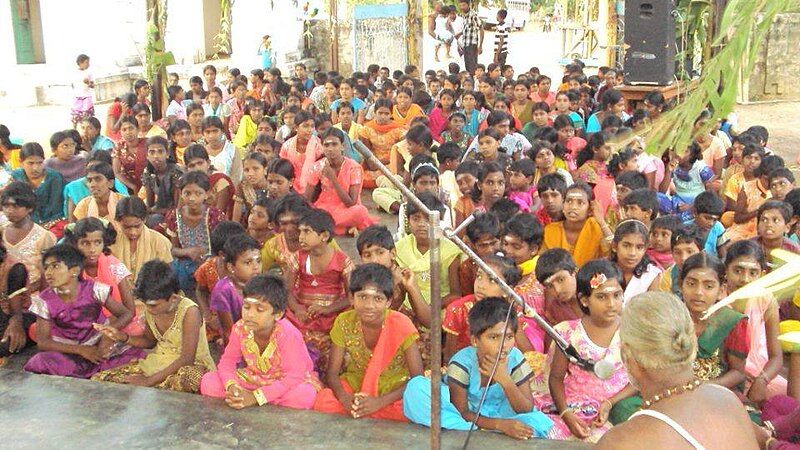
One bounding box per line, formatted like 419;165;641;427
10;0;36;64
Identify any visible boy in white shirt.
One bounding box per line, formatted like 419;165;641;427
71;54;95;126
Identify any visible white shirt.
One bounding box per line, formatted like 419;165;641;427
74;69;93;98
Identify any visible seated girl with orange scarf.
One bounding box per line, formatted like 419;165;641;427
358;98;406;189
313;263;423;422
542;182;613;268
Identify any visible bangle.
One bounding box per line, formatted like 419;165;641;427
602;399;613;408
252;389;267;406
559;408;575;418
765;437;777;450
121;333;130;344
224;380;238;391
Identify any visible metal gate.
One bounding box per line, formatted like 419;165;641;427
352;3;408;73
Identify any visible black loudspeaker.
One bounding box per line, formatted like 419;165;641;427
623;0;676;85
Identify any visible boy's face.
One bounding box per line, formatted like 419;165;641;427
474;268;504;301
532;109;549;126
758;209;789;242
539;189;564;217
147;144;168;171
472;234;500;258
541;269;577;304
622;205;651;224
450;116;466;131
513;85;529;102
743;152;762;174
169;74;179;86
242;297;282;332
295;66;306;78
616;184;632;204
693;211;719;231
227;249;262;284
471;321;516;361
144;295;179;316
673;242;700;269
501;234;535;264
649;227;672;253
276;212;301;241
351;283;390;326
409;212;431;241
298;225;327;250
770;177;794;201
360;244;395;268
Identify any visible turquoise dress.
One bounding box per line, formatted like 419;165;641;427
403;346;553;436
11;168;64;224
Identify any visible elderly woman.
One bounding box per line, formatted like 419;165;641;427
596;292;758;449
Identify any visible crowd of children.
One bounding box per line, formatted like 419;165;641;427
1;53;800;446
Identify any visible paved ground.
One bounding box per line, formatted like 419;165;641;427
0;370;588;449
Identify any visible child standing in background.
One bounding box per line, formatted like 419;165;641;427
494;10;509;66
71;54;95;127
258;35;272;70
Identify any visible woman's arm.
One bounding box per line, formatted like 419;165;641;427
714;352;748;388
549;346;591;438
103;296;133;330
747;302;784;403
217;311;234;346
112;157;137;192
231;198;244;224
117;276;137;318
143;306;202;386
215;185;233;213
733;189;758;224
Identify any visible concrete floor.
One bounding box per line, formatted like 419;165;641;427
0;370;587;449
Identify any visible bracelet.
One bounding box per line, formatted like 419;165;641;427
122;333;130;344
224;380;238;391
765;437;777;450
559;408;575;418
601;399;613;408
252;389;267;406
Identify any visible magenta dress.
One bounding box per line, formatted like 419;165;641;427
200;319;322;409
24;280;144;378
209;276;243;324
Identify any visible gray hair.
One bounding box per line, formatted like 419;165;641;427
620;292;697;371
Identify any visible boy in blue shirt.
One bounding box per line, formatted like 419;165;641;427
687;191;725;257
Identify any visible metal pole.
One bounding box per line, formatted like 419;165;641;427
428;209;442;450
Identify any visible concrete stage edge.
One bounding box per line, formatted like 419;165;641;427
0;370;588;449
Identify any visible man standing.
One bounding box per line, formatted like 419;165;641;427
454;0;483;75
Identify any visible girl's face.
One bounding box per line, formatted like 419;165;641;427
492;120;511;138
534;148;555;170
207;91;221;105
248;205;270;231
243;158;267;185
771;177;794;201
730;142;745;161
508;170;531;191
726;255;764;292
276;212;301;242
474;267;505;301
234;85;247;100
203;126;224;147
463;80;474;91
298;225;326;251
412;174;438;194
402;79;414;90
503;85;514;99
339;83;354;99
563;189;590;223
478;135;500;159
557;125;575;142
242;298;283;333
493;101;509;113
594;144;612;162
443;80;456;90
758;209;790;242
295;119;315;140
180;182;208;210
449;116;466;131
188;108;205;128
324;82;337;98
267;172;292;198
513;85;529;102
76;230;105;265
282;113;296;128
79;122;99;141
440;94;455;110
540;189;564;217
456;173;477;197
612;97;626;115
173;128;192;148
351;283;391;327
147;144;169;171
253;143;276;159
462;94;476;110
375;107;392;125
480;171;506;203
649;227;672;253
43;257;78;290
338;107;354;125
681;267;722;316
55;138;77;160
620;157;638;173
532;109;549;126
613;232;647;272
286;97;301;109
257;121;275;138
186;157;210;174
554;95;570;111
538;79;551;93
743;152;762;174
396;92;411;109
119;216;144;242
135;111;151;128
322;137;345;164
86;170;113;199
580;278;623;324
120;122;138;142
1;199;32;224
22;156;45;179
228;249;261;284
408;212;431;242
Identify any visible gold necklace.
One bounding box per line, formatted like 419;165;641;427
642;379;702;409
